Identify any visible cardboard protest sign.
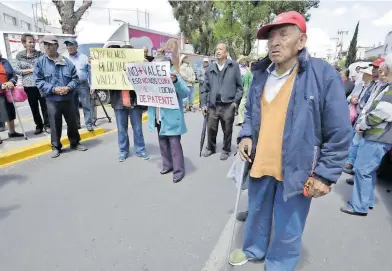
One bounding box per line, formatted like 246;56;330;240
125;62;179;109
90;48;144;90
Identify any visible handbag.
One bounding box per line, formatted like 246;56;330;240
5;78;27;103
348;103;358;124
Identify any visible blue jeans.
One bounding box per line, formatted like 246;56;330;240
348;138;391;213
114;107;146;156
183;86;194;107
243;176;311;271
347;132;361;165
74;83;93;127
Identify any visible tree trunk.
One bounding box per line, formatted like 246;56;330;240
52;0;92;34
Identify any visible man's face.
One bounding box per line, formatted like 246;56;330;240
66;43;78;55
203;61;209;68
267;25;306;64
372;66;379;78
25;36;36;51
379;66;390;83
44;42;58;56
183;57;189;64
340;71;347;81
144;48;148;57
215;43;228;60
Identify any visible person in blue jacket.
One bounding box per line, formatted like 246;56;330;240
229;11;352;270
147;56;189;183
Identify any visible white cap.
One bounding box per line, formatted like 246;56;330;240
360;67;373;76
203;58;209;62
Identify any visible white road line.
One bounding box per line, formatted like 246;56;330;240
201;214;239;271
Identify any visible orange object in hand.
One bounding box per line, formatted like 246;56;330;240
303;179;311;197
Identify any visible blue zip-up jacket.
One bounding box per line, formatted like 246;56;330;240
238;49;352;200
33;54;78;101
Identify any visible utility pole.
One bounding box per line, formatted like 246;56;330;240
39;0;45;32
336;30;349;60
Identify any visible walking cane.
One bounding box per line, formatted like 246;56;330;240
6;87;27;140
224;147;249;271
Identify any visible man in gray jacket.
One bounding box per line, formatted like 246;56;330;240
200;43;243;160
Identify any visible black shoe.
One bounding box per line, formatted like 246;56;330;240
51;149;60;158
34;128;43;135
44;126;51;134
346;178;354;185
236;211;248;222
173;175;184;183
340;206;367;216
342;166;354;175
203;149;215;157
8;132;24;138
160;168;173;175
71;144;88;151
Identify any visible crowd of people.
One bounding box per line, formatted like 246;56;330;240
1;9;392;271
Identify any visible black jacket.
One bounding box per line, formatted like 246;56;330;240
200;59;243;108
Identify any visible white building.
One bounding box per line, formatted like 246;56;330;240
0;3;61;34
356;46;368;60
365;31;392;59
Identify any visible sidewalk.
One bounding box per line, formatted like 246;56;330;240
0;104;118;167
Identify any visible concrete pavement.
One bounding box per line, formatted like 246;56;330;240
0;112;392;271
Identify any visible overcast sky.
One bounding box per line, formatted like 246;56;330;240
3;0;392;58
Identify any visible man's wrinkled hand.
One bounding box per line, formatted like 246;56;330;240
355;124;363;135
1;81;14;89
304;176;331;198
238;138;252;162
350;97;359;104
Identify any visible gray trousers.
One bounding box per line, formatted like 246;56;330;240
157;123;185;179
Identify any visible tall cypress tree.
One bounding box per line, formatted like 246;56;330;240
345;22;359;68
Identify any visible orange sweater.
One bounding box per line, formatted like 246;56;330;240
250;65;298;181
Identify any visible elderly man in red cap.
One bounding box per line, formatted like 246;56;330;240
229;11;351;270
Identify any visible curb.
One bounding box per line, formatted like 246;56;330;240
0;99;200;167
0;127;105;167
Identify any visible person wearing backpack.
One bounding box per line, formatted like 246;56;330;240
230;11;351;271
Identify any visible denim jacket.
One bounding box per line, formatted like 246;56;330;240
33;54;78;101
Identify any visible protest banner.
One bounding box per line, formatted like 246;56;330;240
125;61;179;109
90;48;144;90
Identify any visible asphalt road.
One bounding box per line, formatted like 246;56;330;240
0;112;392;271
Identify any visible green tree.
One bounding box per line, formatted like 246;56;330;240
345;22;359;68
266;1;320;21
168;1;217;55
38;16;50;25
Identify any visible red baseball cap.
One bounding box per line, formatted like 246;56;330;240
370;58;385;67
257;11;307;40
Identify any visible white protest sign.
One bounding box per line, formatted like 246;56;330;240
125;61;179;109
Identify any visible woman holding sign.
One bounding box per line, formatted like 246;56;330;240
147;56;190;183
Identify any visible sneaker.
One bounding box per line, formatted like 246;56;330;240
87;126;94;132
119;153;129;162
220;152;230;161
34;128;43;135
236;211;248;222
8;132;24;138
51;149;60;158
203;149;215;157
137;152;149;160
229;249;249;266
71;144;88;151
0;126;6;132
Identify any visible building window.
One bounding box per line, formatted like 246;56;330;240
20;20;31;31
4;14;17;26
38;27;43;32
